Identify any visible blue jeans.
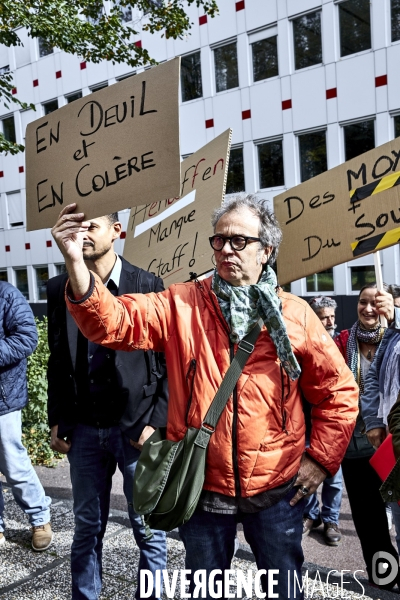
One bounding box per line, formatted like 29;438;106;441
179;488;305;600
0;410;51;532
67;424;166;600
303;466;343;524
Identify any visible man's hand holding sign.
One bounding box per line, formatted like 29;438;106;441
51;204;91;298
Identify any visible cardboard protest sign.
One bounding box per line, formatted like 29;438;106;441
25;58;181;231
274;138;400;285
123;129;232;286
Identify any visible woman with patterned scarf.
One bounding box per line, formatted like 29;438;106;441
335;283;400;590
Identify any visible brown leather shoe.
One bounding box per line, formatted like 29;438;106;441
323;522;341;546
31;522;53;551
302;518;314;538
302;514;322;538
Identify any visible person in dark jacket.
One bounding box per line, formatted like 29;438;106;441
0;281;53;551
47;213;168;600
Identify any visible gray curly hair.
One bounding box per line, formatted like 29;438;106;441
211;194;282;266
309;296;337;313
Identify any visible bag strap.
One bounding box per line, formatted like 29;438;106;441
202;318;263;431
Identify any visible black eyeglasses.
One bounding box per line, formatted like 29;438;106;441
209;235;262;251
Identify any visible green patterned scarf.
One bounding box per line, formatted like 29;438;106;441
212;267;301;380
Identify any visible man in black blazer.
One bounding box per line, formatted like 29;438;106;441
47;213;168;600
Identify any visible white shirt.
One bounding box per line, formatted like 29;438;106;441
105;254;122;291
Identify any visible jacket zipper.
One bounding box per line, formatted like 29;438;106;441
280;364;289;434
200;284;240;492
230;342;241;497
185;359;197;426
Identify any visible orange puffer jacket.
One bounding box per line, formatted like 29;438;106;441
67;273;358;497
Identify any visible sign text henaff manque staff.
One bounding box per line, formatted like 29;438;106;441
123;129;232;286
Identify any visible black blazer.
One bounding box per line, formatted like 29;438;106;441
47;256;168;440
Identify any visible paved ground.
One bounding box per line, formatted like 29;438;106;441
0;458;399;599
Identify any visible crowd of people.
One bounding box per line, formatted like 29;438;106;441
0;194;400;600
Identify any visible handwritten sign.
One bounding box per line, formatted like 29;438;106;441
25;58;181;231
274;138;400;285
123;129;232;286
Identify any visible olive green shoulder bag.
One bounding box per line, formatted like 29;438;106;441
132;319;263;535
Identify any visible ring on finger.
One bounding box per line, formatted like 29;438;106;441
300;486;309;495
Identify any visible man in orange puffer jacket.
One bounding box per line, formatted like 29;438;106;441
52;195;360;600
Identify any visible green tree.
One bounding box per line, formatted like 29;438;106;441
0;0;218;154
22;317;61;465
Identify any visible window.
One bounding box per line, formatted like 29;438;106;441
181;51;202;102
2;116;16;143
86;3;104;25
56;264;67;275
35;267;48;301
339;0;371;57
344;120;375;161
0;65;9;75
7;191;24;227
38;38;53;57
258;140;284;188
351;265;375;291
293;11;322;70
143;0;164;15
306;269;334;293
214;42;239;93
66;91;82;104
15;268;29;300
226;147;245;194
43;100;59;115
299;130;327;182
120;4;132;23
395;115;400;138
90;82;108;93
393;0;400;42
0;271;7;282
252;36;278;82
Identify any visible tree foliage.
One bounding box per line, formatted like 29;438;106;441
22;317;62;466
0;0;218;154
